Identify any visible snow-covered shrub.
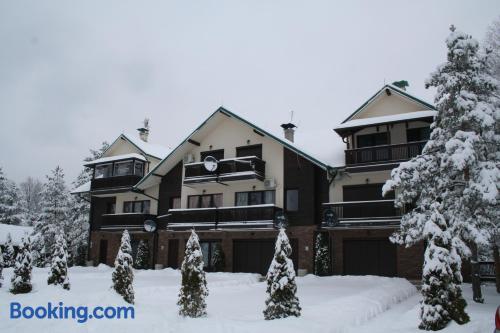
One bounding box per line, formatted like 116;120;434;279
314;233;330;276
3;233;15;267
212;242;225;272
10;235;33;294
112;230;134;304
134;239;150;269
47;231;70;290
0;246;4;288
263;228;301;320
178;230;208;317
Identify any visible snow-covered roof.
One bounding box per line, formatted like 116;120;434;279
0;223;33;246
121;133;172;159
84;153;147;166
71;180;91;194
334;110;437;131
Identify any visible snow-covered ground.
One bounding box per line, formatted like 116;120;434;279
0;266;497;333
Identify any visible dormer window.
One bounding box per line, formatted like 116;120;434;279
95;163;112;179
114;160;134;176
91;158;146;179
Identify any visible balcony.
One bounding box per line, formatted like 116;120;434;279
99;213;157;230
322;200;402;228
91;175;142;191
184;156;265;185
160;204;281;230
345;141;427;166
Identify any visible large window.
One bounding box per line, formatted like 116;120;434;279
123;200;150;214
356;132;388;148
134;161;145;176
199;240;221;271
187;194;223;208
235;190;275;206
170;197;181;209
95;164;112;178
285;189;299;212
114;161;134;176
236;144;262;159
406;127;430;142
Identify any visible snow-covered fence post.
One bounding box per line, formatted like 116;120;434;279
47;230;70;290
10;235;33;294
178;229;208;317
263;228;301;320
112;230;134;304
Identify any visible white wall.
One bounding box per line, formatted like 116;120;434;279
352;92;424;120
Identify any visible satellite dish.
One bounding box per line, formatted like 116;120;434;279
144;220;157;232
203;156;219;172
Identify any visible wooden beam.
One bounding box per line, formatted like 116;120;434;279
253;129;265;137
188;139;200;146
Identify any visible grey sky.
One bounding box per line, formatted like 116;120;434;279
1;0;499;184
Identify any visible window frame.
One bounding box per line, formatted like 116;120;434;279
123;200;151;214
234;190;275;206
285;188;299;212
235;144;263;159
187;193;223;209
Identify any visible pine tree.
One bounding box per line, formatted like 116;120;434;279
47;231;70;290
178;230;208;317
112;230;134;304
212;242;225;272
32;166;71;267
134;239;150;269
3;233;15;267
10;235;33;294
383;26;499;329
263;229;301;320
0;168;23;225
314;233;330;276
0;246;4;288
19;177;43;226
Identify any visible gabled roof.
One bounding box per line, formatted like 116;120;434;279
341;84;436;124
135;107;332;190
104;133;171;160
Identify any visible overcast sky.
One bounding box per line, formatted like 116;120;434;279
1;0;499;184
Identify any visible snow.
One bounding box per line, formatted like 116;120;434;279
84;153;147;166
70;181;91;194
0;224;33;246
334;110;437;130
122;133;172;160
0;266;422;333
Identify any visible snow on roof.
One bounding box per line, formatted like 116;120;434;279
0;223;33;246
122;133;172;159
71;180;91;194
84;153;147;166
334;110;437;131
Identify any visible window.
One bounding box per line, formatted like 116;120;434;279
285;189;299;212
356;132;388;148
235;190;275;206
200;149;224;162
406;127;430;142
236;144;263;159
114;161;134;176
170;197;181;209
106;202;116;214
199;240;222;271
95;164;112;178
187;194;223;208
123;200;150;213
134;161;145;176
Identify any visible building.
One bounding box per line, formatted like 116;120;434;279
77;84;436;279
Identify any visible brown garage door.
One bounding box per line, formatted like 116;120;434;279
233;239;298;275
343;239;396;277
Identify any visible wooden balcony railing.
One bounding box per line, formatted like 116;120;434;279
100;213;156;229
91;175;142;191
184;156;265;184
323;200;401;220
161;204;281;229
345;141;427;166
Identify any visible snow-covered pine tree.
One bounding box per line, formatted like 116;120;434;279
0;246;4;288
178;230;208;317
263;228;301;320
3;233;15;267
32;166;71;267
314;233;330;276
383;26;499;329
112;230;134;304
0;168;23;225
47;231;70;290
134;239;150;269
211;242;225;272
19;177;43;227
10;235;33;294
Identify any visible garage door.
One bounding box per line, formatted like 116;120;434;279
233;239;298;275
343;239;396;277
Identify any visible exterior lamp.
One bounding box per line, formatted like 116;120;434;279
324;208;338;227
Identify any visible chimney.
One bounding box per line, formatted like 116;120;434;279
137;118;150;142
281;123;296;142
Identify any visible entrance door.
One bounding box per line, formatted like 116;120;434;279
343;239;397;277
99;239;108;265
168;239;179;269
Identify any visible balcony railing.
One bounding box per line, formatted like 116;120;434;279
91;175;142;191
100;213;156;230
184;156;265;185
160;204;281;230
345;141;427;166
322;200;402;226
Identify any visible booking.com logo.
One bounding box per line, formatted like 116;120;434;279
10;302;135;323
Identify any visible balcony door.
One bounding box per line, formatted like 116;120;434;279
355;133;389;163
342;184;394;218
